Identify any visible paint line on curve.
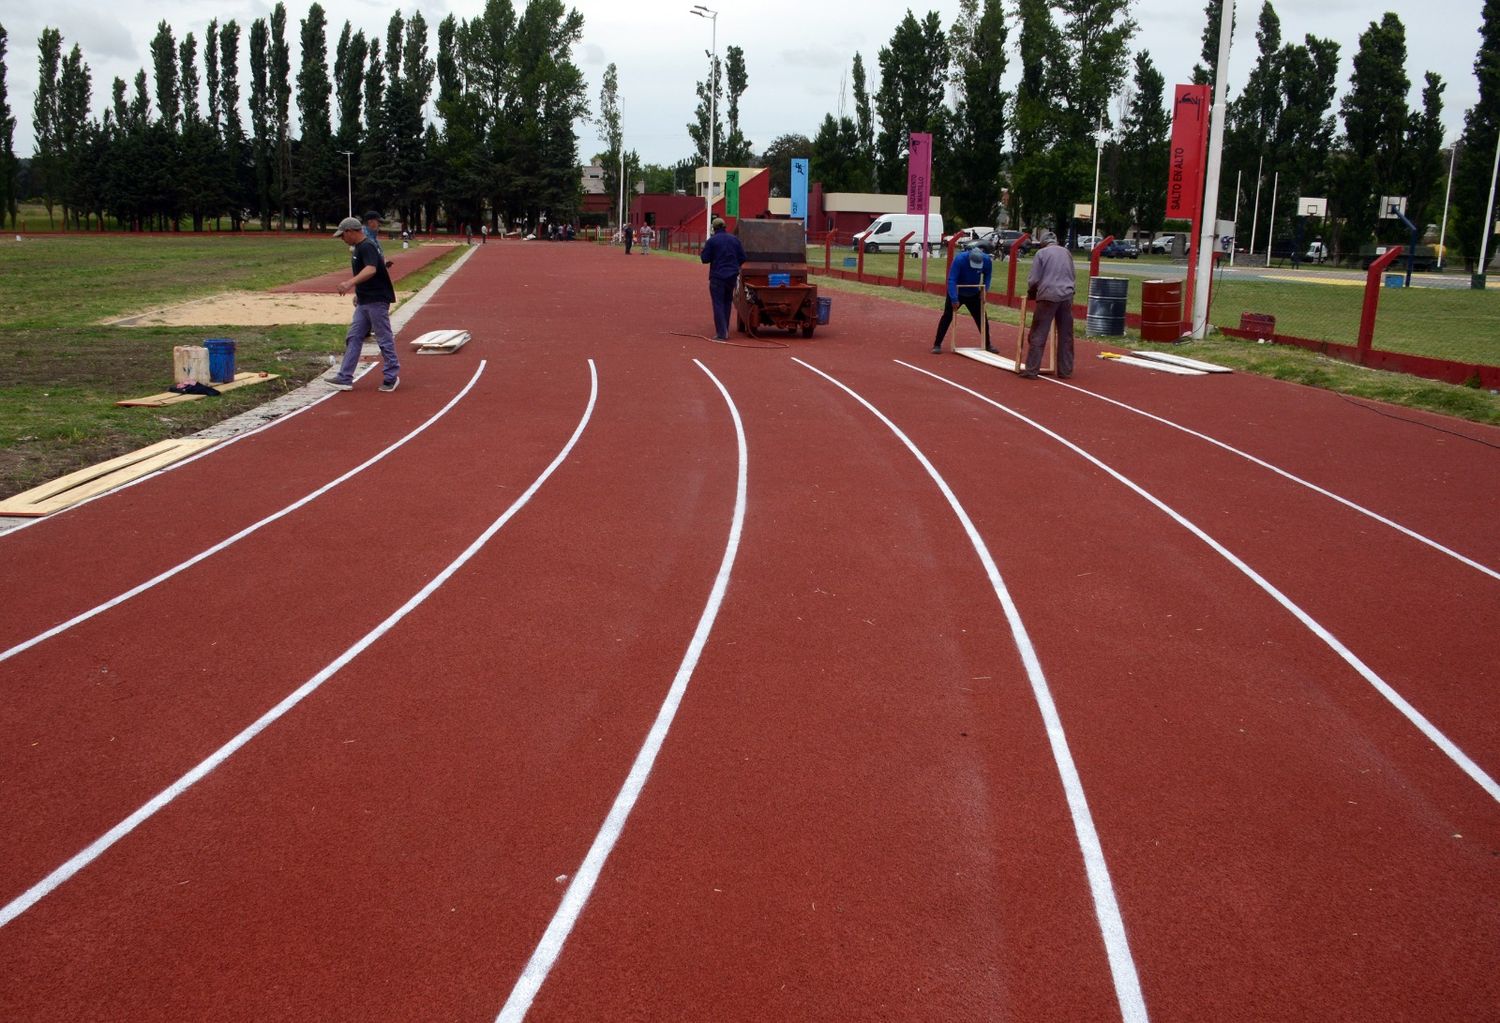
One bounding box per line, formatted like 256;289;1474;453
0;361;489;666
898;358;1500;806
494;358;748;1022
797;356;1150;1023
0;360;596;929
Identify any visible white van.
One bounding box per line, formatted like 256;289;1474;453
852;213;945;254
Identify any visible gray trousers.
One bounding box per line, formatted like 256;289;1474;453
1026;298;1075;377
335;301;400;385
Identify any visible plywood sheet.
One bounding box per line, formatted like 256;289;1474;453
0;438;220;517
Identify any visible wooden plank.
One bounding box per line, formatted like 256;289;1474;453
409;329;470;350
1130;350;1233;373
116;372;279;407
1098;352;1206;376
0;438;220;517
955;348;1019;372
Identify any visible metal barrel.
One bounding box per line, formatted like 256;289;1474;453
1140;279;1182;341
1086;276;1129;336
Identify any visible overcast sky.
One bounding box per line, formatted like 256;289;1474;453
3;0;1485;166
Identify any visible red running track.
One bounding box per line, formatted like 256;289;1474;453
269;239;459;293
2;240;1497;1022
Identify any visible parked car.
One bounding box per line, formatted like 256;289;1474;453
1076;234;1105;250
1149;233;1179;254
1103;239;1140;259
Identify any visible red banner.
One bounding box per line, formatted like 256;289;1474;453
906;132;932;216
1166;85;1210;222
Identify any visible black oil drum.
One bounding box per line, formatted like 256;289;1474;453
1086;275;1129;336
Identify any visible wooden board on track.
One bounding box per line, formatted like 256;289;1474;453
956;347;1019;371
410;329;471;354
1099;352;1207;375
0;437;220;517
1130;350;1233;373
116;373;280;408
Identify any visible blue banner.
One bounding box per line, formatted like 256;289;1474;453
790;159;809;222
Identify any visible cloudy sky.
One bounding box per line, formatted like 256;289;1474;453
3;0;1485;165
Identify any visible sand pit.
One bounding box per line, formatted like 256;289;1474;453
103;291;412;327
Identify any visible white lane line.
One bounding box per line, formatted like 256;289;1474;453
796;358;1150;1023
0;361;599;930
0;362;488;666
1044;375;1498;582
494;358;747;1023
899;359;1500;806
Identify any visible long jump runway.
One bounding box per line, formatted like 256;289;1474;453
2;240;1497;1021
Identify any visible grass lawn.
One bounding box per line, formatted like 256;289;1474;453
0;235;463;499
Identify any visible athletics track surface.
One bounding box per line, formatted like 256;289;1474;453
2;240;1497;1022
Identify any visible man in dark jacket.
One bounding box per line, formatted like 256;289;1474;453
330;216;401;393
699;217;746;340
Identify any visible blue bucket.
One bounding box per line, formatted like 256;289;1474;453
204;338;237;383
842;257;857;268
816;296;832;325
1384;273;1404;288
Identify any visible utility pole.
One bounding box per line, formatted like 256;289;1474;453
1191;0;1234;338
691;6;719;238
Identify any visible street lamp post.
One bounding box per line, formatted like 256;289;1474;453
691;5;718;239
1438;140;1458;270
1090;115;1103;246
339;150;353;218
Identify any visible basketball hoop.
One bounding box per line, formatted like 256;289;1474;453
1379;196;1408;220
1299;197;1327;219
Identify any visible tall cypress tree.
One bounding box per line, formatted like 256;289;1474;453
219;20;247;229
1333;14;1409;250
269;3;292;227
0;24;16;229
1403;73;1446;232
851;52;876;186
873;10;947;194
33;28;61;225
296;3;336;225
248;18;274;226
1453;0;1500;267
946;0;1008;226
722;45;751;164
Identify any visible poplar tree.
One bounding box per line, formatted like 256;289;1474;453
722;45;751;164
248;17;274;225
1334;13;1409;249
687;50;723;166
1191;0;1235;86
269;3;292;227
873;10;947;194
0;24;15;228
57;44;91;226
1118;51;1170;237
946;0;1007;226
296;3;336;225
1453;0;1500;266
1403;73;1445;231
1274;34;1340;230
33;27;61;224
219;21;247;229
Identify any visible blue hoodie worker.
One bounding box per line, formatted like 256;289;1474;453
931;247;996;353
699;217;747;340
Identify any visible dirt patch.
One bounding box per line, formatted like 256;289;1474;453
102;291;412;327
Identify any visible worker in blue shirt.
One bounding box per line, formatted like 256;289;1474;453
699;217;746;340
931;246;996;354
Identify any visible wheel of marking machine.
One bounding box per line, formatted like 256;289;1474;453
746;305;761;337
800;322;815;339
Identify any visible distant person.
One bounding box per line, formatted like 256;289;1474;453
931;245;995;354
1023;229;1075;379
465;223;473;245
362;211;390;265
623;223;634;255
330;216;401;393
481;223;489;245
641;224;654;253
699;217;746;341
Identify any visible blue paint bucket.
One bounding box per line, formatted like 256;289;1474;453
817;296;832;325
769;273;790;287
204;338;237;383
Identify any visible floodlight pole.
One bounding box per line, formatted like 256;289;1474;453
1264;172;1279;268
1476;129;1500;288
340;151;354;218
1230;170;1242;266
1191;0;1234;339
1248;154;1263;257
1090;115;1103;245
691;6;719;239
1438;140;1457;270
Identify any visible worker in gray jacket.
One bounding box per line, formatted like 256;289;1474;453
1023;229;1076;378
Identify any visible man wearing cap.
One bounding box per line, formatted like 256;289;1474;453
932;245;997;354
1023;229;1076;378
330;216;400;393
699;217;746;341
